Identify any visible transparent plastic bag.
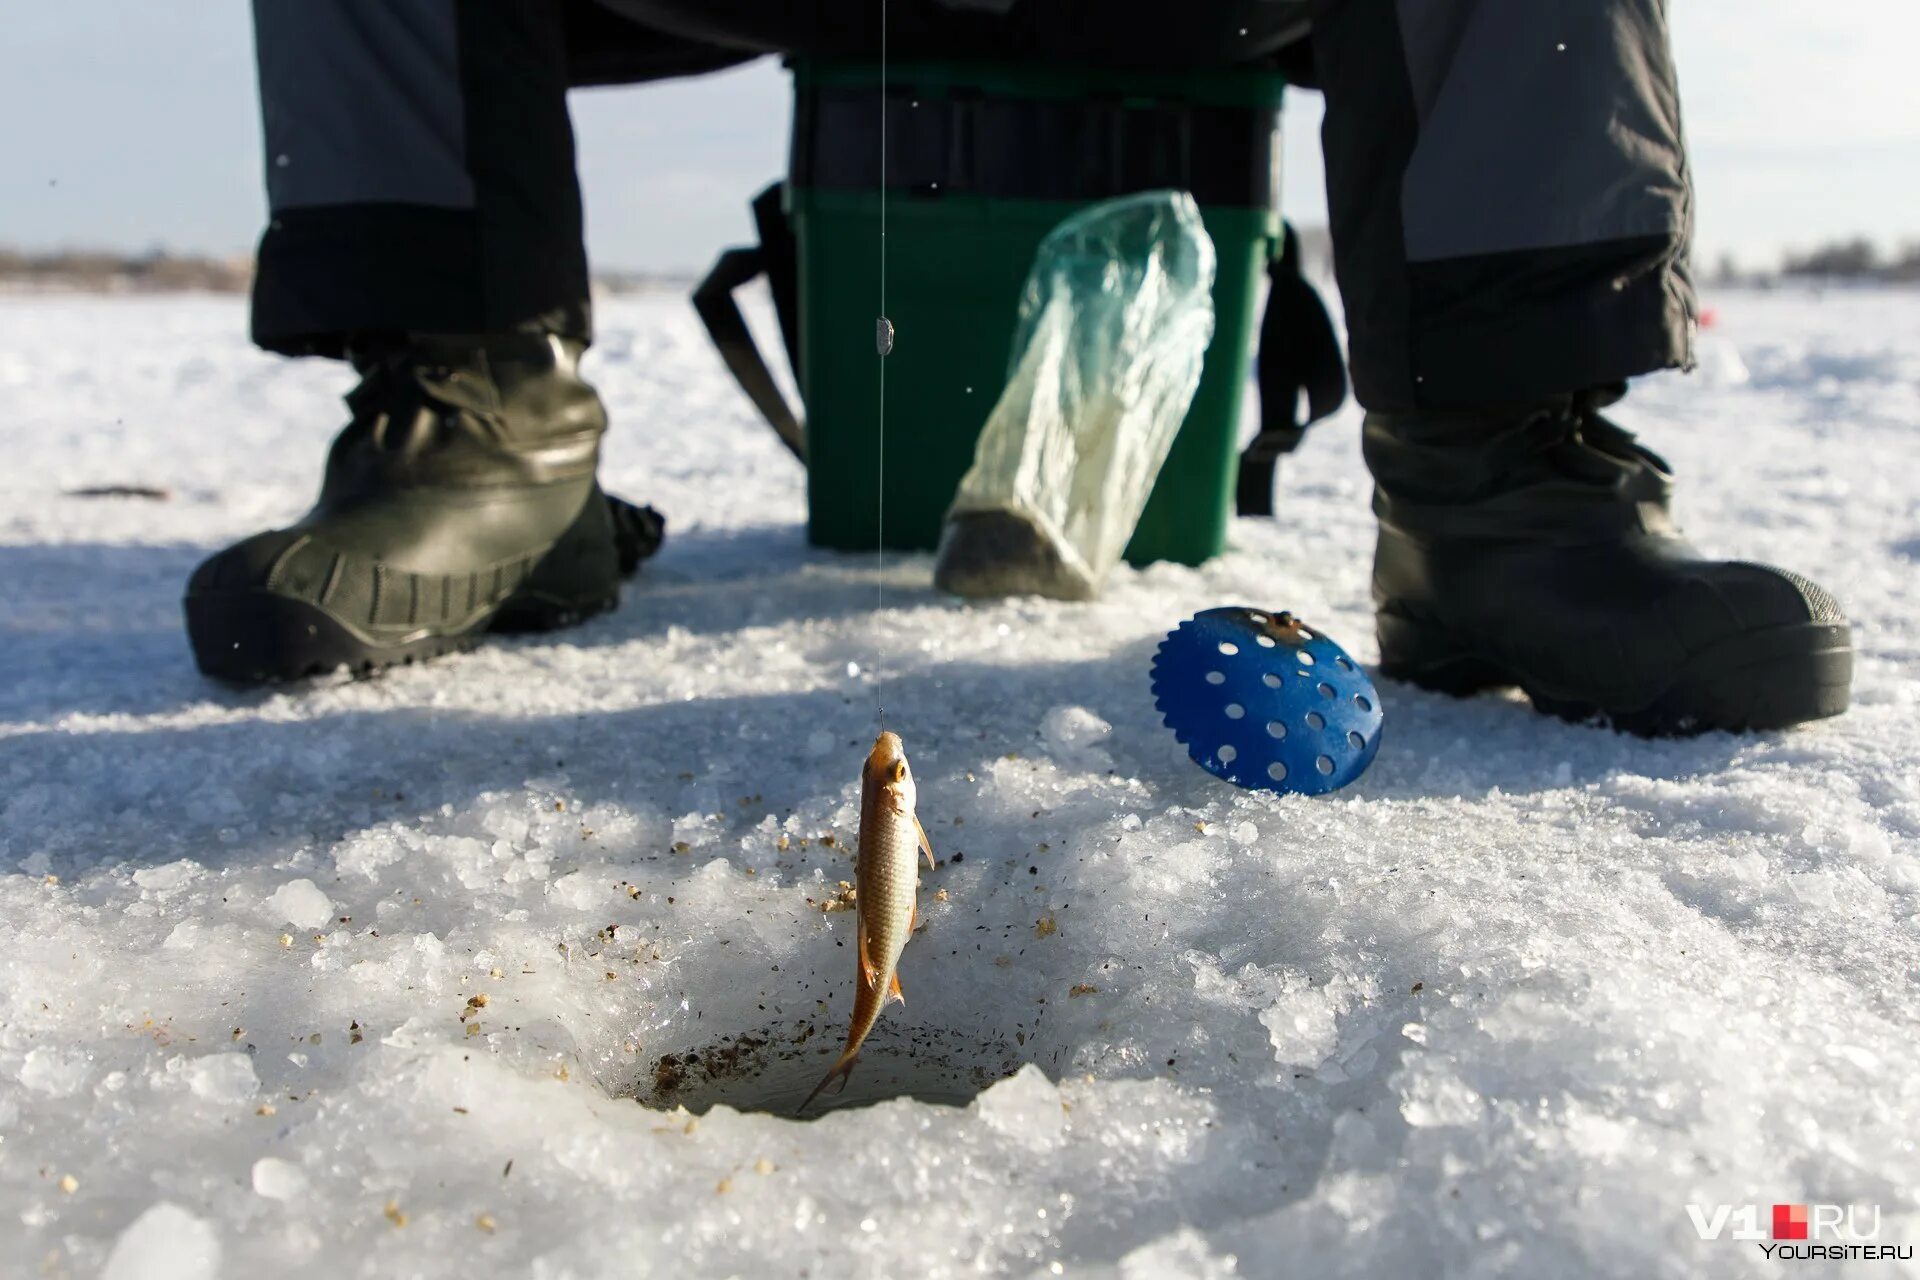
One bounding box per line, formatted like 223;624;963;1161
934;190;1215;600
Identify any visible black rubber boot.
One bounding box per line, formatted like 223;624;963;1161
185;332;662;682
1366;389;1852;735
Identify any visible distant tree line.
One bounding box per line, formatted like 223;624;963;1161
0;247;693;294
0;248;254;293
4;231;1915;294
1710;238;1920;287
1780;238;1920;283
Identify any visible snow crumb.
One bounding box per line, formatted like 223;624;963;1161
18;1046;90;1097
263;878;332;929
250;1157;309;1202
101;1203;221;1280
180;1053;258;1104
132;860;199;892
974;1064;1067;1148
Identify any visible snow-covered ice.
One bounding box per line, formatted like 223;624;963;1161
1;289;1917;1277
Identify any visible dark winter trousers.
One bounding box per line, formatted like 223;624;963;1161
250;0;1696;411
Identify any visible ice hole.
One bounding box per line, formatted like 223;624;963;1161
1224;703;1245;720
1205;671;1226;685
1315;755;1335;776
1305;712;1326;730
635;1020;1027;1118
1217;642;1239;656
1218;744;1239;764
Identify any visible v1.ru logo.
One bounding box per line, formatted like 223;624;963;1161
1688;1203;1911;1261
1688;1202;1876;1242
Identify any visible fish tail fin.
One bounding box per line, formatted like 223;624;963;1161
797;1048;860;1116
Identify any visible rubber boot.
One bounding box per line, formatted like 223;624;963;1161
185;331;662;682
1366;388;1852;735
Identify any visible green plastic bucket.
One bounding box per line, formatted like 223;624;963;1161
787;59;1284;565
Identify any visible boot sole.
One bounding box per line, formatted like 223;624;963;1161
1378;610;1853;736
184;588;618;683
184;491;663;684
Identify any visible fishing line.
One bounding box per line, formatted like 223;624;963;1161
871;0;891;732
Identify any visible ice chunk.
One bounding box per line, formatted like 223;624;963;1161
550;869;604;910
1260;980;1342;1068
132;860;198;893
264;877;332;929
973;1065;1066;1148
1397;1062;1484;1128
1041;705;1114;769
182;1053;257;1104
17;1046;89;1097
251;1157;309;1201
101;1203;221;1280
936;191;1215;599
1120;1229;1240;1279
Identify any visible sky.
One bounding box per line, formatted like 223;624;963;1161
2;2;1915;273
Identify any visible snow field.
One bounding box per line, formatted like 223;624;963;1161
1;290;1916;1277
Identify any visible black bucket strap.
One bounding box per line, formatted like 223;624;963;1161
691;183;806;462
1237;222;1347;515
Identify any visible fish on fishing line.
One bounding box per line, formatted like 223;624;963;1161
798;730;933;1114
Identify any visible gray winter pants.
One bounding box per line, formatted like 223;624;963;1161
250;0;1694;411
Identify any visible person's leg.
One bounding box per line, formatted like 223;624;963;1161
1314;0;1852;732
1316;0;1692;407
186;1;737;682
251;0;590;357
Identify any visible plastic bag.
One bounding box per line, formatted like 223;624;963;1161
934;190;1215;600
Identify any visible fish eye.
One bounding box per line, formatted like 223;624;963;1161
891;760;907;782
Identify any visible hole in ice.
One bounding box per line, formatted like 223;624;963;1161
1223;703;1245;720
638;1020;1025;1117
1217;744;1238;764
1261;673;1282;689
1305;712;1325;730
1205;670;1226;685
1354;694;1372;712
1267;761;1288;782
1217;641;1239;655
1348;731;1366;749
1315;755;1335;776
1317;682;1336;699
1265;721;1287;739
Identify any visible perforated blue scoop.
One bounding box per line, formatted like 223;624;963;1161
1151;607;1384;795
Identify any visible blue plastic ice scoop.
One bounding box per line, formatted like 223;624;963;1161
1151;607;1383;795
